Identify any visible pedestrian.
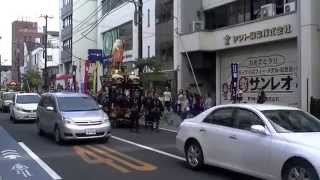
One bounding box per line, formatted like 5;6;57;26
204;93;213;110
143;91;154;129
130;98;140;132
257;89;267;104
181;92;190;120
151;93;164;132
177;89;184;114
163;87;172;112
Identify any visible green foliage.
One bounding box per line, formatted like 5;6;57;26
134;57;163;73
23;71;42;92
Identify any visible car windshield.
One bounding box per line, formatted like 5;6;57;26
262;110;320;133
57;96;99;112
16;95;40;104
3;93;15;101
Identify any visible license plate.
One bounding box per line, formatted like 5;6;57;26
85;129;96;135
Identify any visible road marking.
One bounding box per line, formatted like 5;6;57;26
111;136;185;161
74;145;157;173
18;142;63;180
159;128;178;133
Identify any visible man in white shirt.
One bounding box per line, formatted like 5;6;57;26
163;87;172;112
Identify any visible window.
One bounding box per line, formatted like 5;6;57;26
57;96;99;112
16;95;40;104
148;9;150;27
203;108;234;128
233;109;264;131
64;0;71;6
63;15;72;28
101;0;127;15
63;38;72;50
205;0;290;30
47;55;53;62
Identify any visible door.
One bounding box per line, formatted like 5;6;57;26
46;96;59;133
200;108;239;169
231;108;272;178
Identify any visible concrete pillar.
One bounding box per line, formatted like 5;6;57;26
299;0;320;111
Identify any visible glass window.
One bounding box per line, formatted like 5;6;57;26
16;95;40;104
57;96;99;112
234;109;264;131
263;110;320;133
203;108;234;127
3;93;15;101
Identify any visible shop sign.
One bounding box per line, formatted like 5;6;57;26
224;24;292;46
221;53;299;107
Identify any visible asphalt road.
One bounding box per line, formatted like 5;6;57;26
0;112;260;180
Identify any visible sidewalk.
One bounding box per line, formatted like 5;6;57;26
139;111;182;132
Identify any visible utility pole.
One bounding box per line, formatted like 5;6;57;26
40;15;53;91
138;0;143;61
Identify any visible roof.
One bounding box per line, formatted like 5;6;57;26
217;104;299;111
46;92;89;98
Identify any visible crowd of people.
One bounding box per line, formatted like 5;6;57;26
94;86;216;133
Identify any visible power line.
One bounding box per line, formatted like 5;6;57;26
72;1;130;45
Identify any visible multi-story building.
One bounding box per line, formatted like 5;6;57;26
174;0;320;111
97;0;156;69
23;31;60;88
12;21;41;83
59;0;97;88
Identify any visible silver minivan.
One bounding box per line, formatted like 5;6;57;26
37;92;111;144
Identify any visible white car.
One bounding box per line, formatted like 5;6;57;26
10;93;41;123
176;104;320;180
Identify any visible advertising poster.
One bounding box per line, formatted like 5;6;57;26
220;41;299;107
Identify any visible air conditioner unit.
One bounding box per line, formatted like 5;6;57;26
192;21;204;32
284;0;296;13
260;3;276;18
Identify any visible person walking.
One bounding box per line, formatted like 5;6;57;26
151;94;164;132
177;89;184;114
143;91;154;129
180;92;190;120
257;89;267;104
163;87;172;112
130;98;140;132
204;93;213;110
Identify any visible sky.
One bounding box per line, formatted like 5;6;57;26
0;0;60;65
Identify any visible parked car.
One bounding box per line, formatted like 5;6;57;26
37;92;111;144
176;104;320;180
0;92;16;112
10;93;40;123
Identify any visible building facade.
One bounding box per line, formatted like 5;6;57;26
11;21;41;83
59;0;97;89
175;0;320;111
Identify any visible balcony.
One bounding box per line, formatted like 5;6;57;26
61;49;72;63
179;13;298;53
61;3;72;19
61;26;72;41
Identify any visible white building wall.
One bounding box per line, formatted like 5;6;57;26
202;0;236;10
72;0;98;88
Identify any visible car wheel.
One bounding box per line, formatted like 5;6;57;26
283;160;319;180
54;127;63;144
185;141;204;170
37;119;44;136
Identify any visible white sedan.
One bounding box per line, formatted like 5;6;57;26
176;104;320;180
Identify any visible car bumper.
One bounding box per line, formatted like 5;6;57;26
61;122;111;140
14;110;37;120
176;136;185;154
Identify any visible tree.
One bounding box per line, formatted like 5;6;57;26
23;70;42;92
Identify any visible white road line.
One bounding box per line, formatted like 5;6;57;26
159;128;178;133
111;136;185;162
18;142;63;180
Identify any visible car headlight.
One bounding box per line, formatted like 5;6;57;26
15;107;24;111
102;114;109;123
63;117;74;124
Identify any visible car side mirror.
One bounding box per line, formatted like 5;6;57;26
250;125;268;136
46;106;54;111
